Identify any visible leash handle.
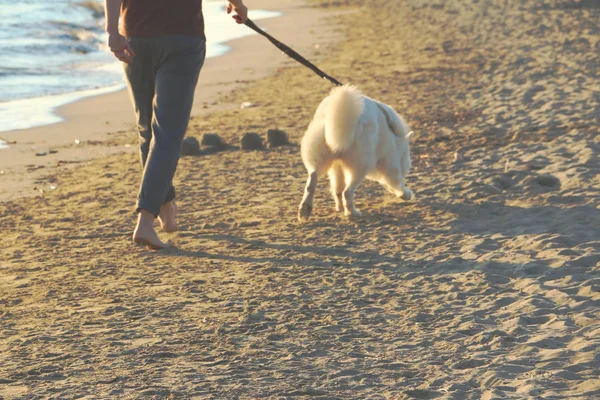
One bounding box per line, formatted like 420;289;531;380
244;18;343;87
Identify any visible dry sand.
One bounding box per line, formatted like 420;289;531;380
1;0;599;399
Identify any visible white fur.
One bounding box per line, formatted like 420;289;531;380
324;84;365;153
298;84;414;221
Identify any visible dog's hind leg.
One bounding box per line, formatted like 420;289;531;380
328;162;345;212
342;168;368;217
298;170;319;222
382;172;414;201
299;115;332;222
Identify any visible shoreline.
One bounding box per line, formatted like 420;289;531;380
0;1;282;136
0;0;342;202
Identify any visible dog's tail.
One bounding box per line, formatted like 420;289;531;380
324;84;364;153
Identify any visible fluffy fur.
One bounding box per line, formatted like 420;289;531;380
298;84;414;221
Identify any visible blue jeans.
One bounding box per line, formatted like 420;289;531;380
124;36;206;216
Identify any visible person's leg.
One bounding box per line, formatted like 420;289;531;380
134;36;206;248
123;38;171;248
123;38;154;168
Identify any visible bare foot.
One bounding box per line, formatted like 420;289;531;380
133;210;171;250
158;201;177;233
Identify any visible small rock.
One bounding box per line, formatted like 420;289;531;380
36;152;47;157
240;102;257;109
181;136;201;156
201;133;226;150
528;156;549;170
442;40;454;54
536;174;561;188
493;174;514;190
529;162;546;171
267;129;289;147
240;132;264;150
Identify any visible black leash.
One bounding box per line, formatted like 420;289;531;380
244;18;343;87
244;19;406;136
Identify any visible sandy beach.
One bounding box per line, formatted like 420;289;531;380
1;0;599;399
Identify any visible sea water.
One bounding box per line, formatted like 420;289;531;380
0;0;279;148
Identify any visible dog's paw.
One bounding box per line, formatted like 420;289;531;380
401;189;415;201
298;203;313;222
344;208;362;218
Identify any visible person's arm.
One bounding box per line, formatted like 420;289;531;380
226;0;249;24
104;0;135;63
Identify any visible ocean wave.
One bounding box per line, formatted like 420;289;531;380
0;0;283;134
49;20;103;35
76;0;104;19
0;66;58;77
0;19;105;59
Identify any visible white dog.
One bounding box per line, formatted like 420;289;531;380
298;84;414;221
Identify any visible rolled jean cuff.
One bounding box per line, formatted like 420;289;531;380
136;198;161;218
164;186;176;204
137;186;175;217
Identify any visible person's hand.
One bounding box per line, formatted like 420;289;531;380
226;0;248;24
108;33;135;63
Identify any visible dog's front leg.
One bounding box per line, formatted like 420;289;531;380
298;171;318;222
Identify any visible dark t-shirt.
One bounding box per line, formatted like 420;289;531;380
121;0;205;39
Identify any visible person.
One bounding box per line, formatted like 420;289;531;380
104;0;248;249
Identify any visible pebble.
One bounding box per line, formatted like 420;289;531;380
493;174;514;190
528;156;549;170
240;102;257;109
536;174;561;188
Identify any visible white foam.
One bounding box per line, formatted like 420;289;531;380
0;83;126;133
0;2;280;138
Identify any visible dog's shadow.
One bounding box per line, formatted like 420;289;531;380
160;232;408;270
